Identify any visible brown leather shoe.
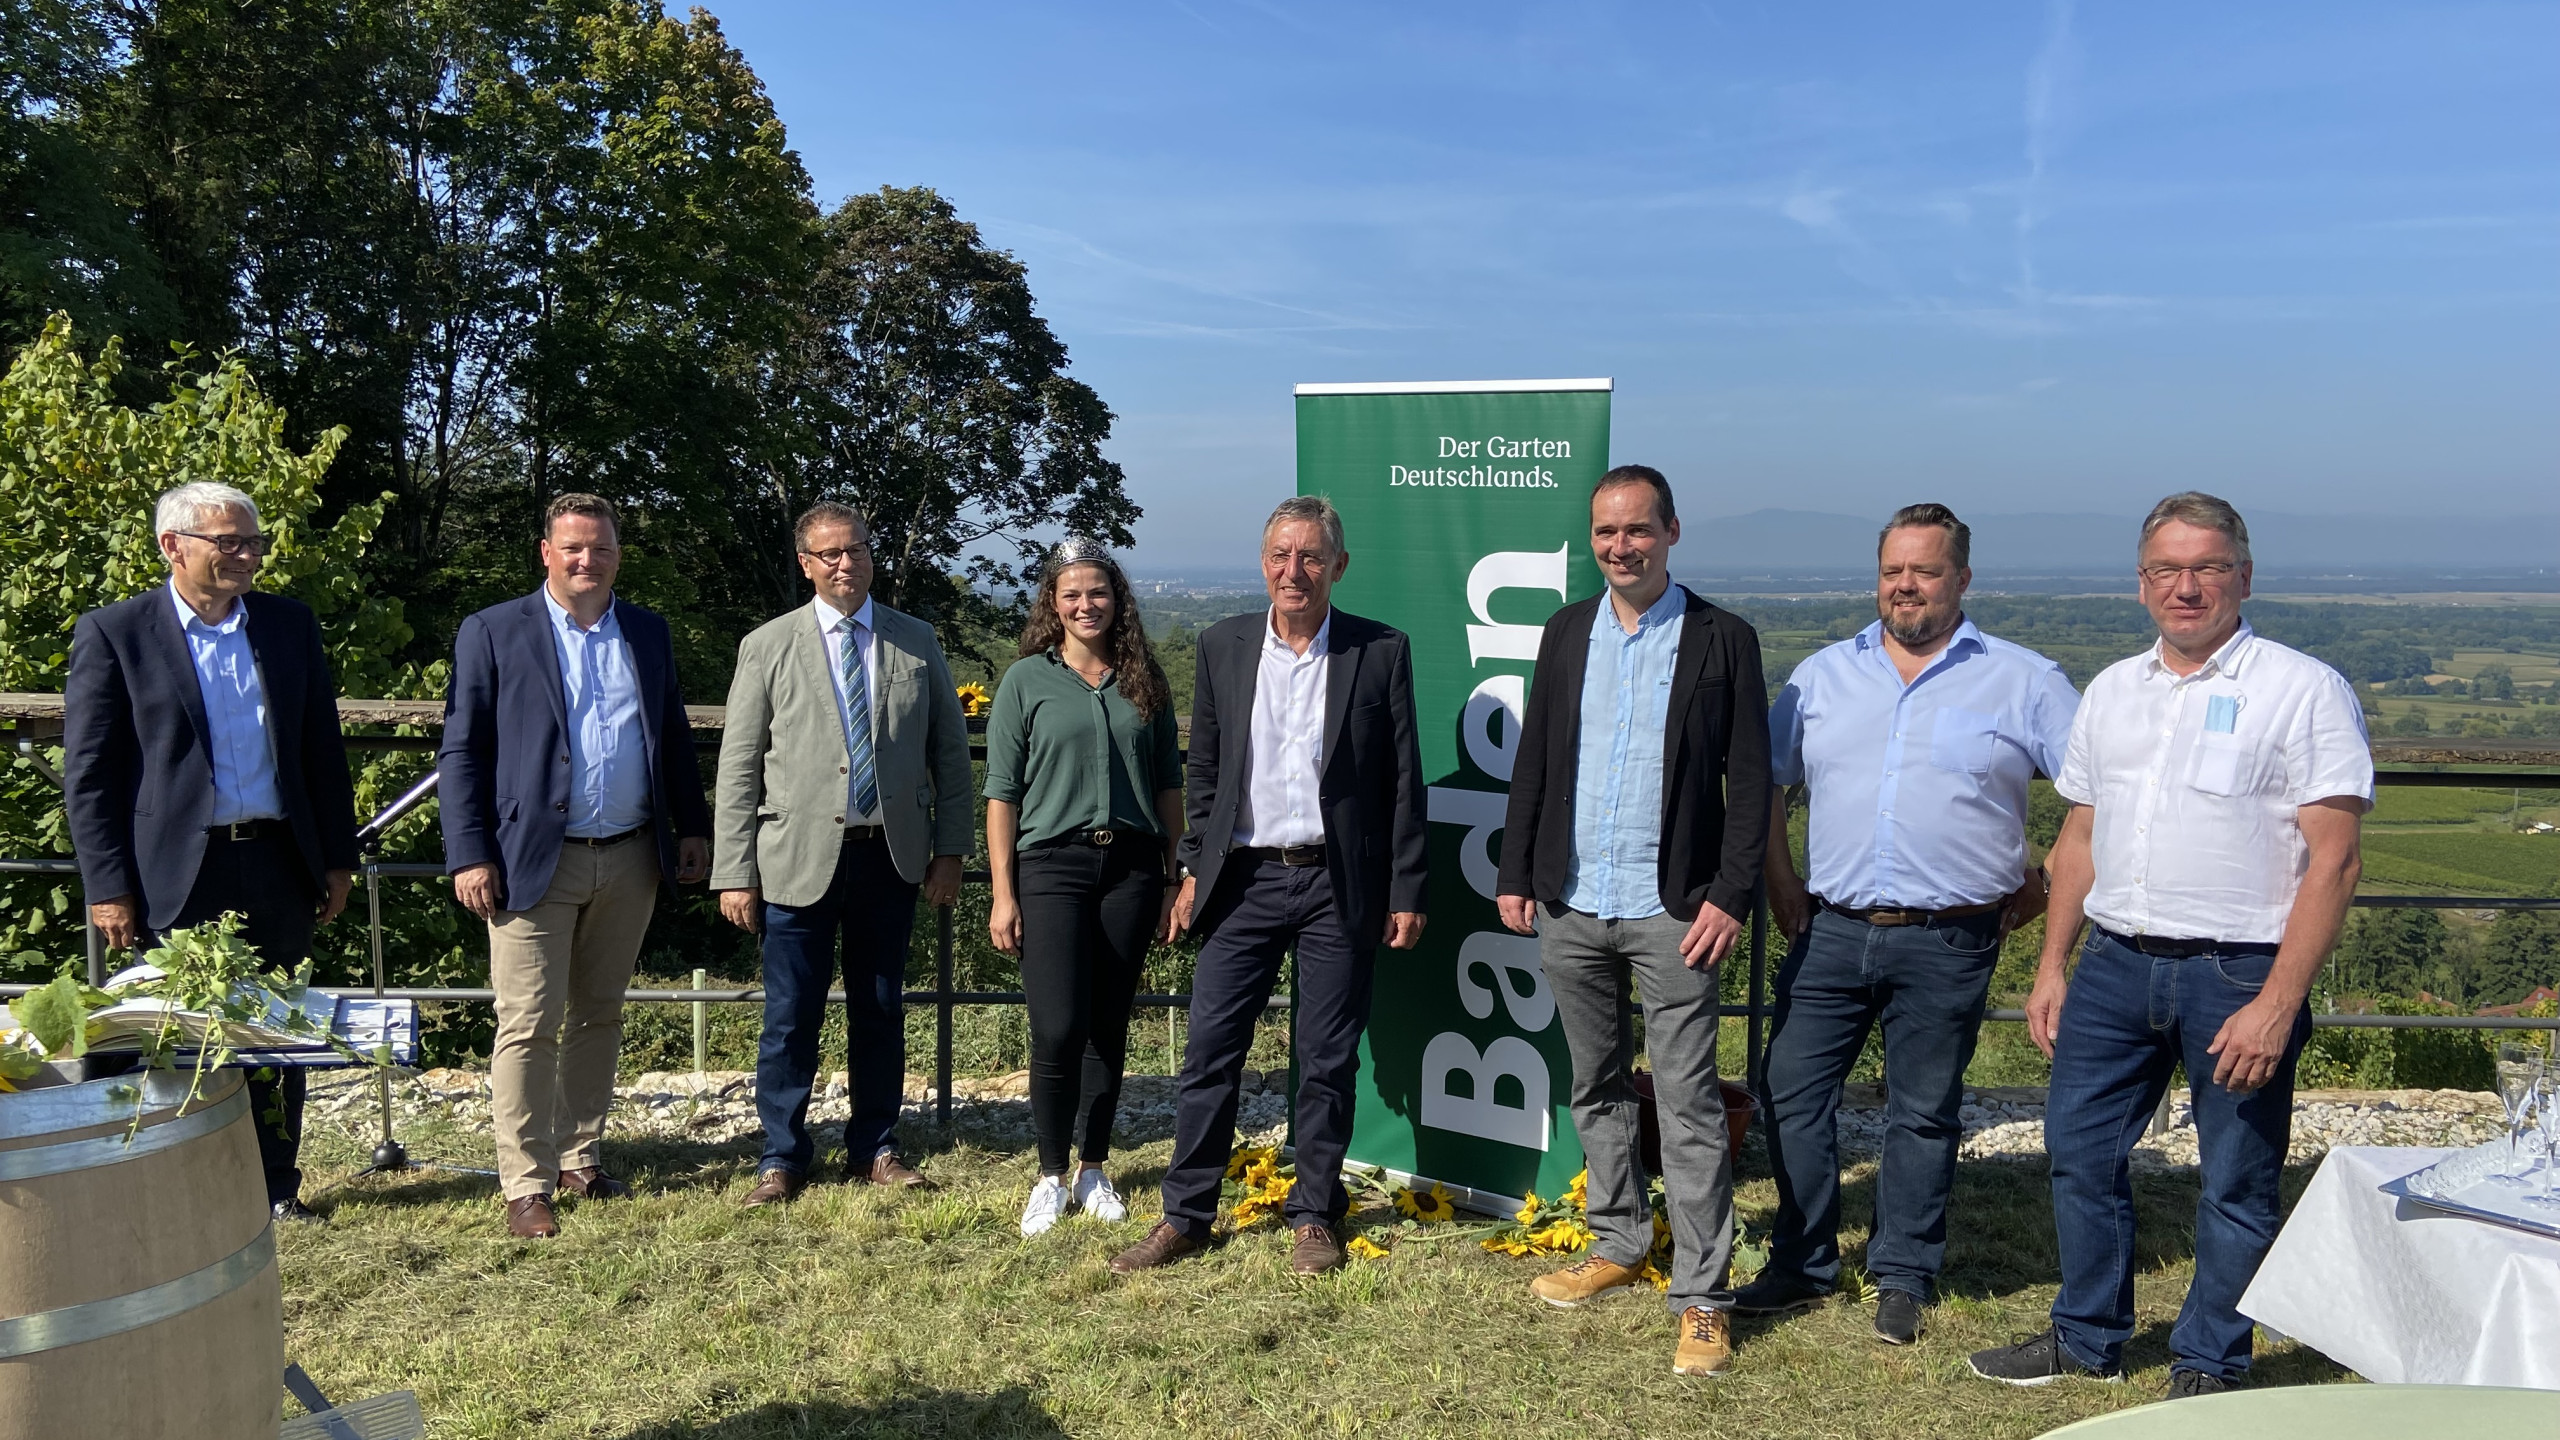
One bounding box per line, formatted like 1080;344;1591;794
1109;1221;1206;1274
1290;1222;1346;1275
743;1167;805;1208
504;1194;559;1239
1674;1306;1734;1377
864;1151;935;1189
557;1166;631;1201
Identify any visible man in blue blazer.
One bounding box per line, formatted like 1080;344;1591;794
439;494;712;1238
64;481;361;1222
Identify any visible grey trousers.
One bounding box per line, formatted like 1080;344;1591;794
1542;904;1736;1316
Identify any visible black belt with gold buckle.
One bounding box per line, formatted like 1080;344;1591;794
1235;843;1327;867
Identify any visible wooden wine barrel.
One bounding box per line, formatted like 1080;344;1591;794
0;1069;282;1440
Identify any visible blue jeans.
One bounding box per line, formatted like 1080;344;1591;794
755;837;919;1176
1759;906;2000;1298
2046;927;2308;1379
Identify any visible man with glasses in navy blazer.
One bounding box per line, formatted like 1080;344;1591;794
64;481;361;1224
440;493;713;1238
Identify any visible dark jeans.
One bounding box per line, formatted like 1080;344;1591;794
1160;857;1374;1240
2046;927;2307;1380
755;836;919;1176
1759;906;2001;1298
1016;837;1164;1175
154;829;316;1205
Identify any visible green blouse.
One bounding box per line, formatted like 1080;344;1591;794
982;650;1181;846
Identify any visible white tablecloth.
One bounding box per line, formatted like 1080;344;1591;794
2240;1145;2560;1390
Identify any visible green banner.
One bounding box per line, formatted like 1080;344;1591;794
1295;378;1611;1207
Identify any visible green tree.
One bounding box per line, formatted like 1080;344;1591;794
0;315;439;978
2465;911;2560;1008
768;186;1139;640
2390;704;2431;737
2475;663;2516;701
2332;907;2449;997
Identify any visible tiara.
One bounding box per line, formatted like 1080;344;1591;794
1043;536;1120;574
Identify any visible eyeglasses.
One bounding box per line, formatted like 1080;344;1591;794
174;531;272;557
2138;562;2237;587
800;542;871;567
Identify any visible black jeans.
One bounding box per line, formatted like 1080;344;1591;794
754;836;919;1175
1160;857;1375;1240
152;829;317;1205
1014;837;1164;1175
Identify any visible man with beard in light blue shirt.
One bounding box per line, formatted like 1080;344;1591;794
1732;503;2080;1346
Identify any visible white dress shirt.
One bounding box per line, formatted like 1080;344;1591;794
813;594;881;825
1232;608;1329;848
2057;621;2372;945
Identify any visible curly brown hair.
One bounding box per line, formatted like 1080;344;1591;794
1017;542;1171;720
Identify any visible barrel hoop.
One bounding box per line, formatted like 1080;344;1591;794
0;1223;275;1360
0;1084;249;1183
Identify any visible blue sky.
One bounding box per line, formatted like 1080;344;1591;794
710;1;2560;566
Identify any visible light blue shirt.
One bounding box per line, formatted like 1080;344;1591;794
1769;617;2080;910
542;588;651;838
813;595;881;824
171;584;284;826
1565;584;1686;919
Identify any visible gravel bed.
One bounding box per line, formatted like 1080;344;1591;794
310;1070;2503;1174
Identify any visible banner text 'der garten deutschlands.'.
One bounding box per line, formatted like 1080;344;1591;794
1295;377;1611;1206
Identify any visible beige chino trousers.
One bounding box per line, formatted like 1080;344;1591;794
488;834;660;1200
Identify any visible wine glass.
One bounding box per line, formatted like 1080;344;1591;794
2533;1075;2560;1213
2495;1042;2544;1176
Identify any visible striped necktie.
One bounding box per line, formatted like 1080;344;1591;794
839;616;878;817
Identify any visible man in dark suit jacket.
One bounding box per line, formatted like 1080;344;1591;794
64;481;361;1221
1494;465;1770;1377
440;494;712;1238
1110;495;1428;1277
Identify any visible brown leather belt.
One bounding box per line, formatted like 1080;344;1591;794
1234;843;1327;867
1820;898;2002;929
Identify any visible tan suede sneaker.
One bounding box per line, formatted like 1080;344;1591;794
1529;1254;1640;1309
1674;1306;1733;1377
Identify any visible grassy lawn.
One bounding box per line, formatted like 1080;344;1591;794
282;1102;2346;1438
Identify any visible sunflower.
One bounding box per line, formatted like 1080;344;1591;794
1231;1192;1282;1229
1563;1169;1589;1209
1345;1234;1391;1260
1240;1155;1282;1192
1225;1145;1276;1181
1514;1190;1543;1226
1480;1233;1532;1257
1404;1183;1457;1224
954;682;992;718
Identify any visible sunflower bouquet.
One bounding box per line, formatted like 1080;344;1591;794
954;682;992;719
1221;1145;1295;1230
1481;1169;1677;1289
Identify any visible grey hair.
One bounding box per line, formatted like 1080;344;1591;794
2140;491;2252;565
792;500;867;553
154;482;260;537
1263;495;1346;559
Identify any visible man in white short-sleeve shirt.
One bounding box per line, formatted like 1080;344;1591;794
1969;493;2371;1399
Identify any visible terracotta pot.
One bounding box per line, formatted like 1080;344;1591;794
1629;1070;1758;1174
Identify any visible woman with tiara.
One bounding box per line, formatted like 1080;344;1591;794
984;539;1185;1235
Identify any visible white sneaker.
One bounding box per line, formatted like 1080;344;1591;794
1074;1168;1128;1222
1020;1175;1071;1236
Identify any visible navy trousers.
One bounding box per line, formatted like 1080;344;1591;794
2045;927;2307;1379
755;836;919;1175
1159;857;1375;1240
1759;905;2001;1298
153;829;316;1205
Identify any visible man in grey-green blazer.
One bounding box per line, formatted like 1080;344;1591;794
715;501;972;1205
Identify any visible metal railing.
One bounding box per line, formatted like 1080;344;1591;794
3;711;2556;1148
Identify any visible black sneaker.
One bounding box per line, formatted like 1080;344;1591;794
1873;1288;1924;1345
1966;1327;2122;1387
2166;1367;2238;1399
1726;1271;1834;1316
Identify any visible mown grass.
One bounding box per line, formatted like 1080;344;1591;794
281;1099;2348;1438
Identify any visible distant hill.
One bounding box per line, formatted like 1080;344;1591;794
1680;508;2560;577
